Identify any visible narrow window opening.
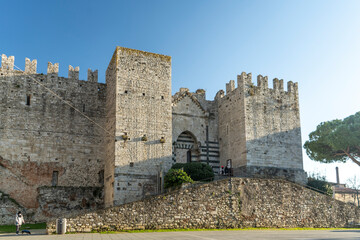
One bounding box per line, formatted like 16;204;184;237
142;93;145;96
130;162;134;167
83;104;86;112
52;171;59;186
26;95;31;106
161;96;164;99
98;170;104;184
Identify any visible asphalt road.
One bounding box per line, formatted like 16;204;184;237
0;229;359;240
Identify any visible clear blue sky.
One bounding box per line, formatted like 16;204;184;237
2;0;359;184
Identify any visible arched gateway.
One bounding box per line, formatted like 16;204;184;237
173;131;200;163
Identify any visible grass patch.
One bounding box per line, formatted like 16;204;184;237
93;227;360;234
0;223;46;233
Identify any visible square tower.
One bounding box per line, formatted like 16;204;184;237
105;47;172;207
217;73;307;184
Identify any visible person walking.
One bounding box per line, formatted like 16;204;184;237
15;211;25;235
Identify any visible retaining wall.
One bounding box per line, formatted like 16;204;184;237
46;178;360;233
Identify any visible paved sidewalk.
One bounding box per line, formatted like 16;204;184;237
0;229;359;240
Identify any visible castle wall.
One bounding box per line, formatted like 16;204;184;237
0;48;308;220
0;55;106;208
47;178;360;233
106;47;173;206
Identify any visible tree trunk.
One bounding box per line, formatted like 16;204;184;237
343;149;360;166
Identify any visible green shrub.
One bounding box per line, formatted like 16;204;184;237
171;162;214;181
307;174;333;196
164;169;193;189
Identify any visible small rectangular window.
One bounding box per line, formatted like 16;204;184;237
98;170;104;184
83;104;85;112
52;171;59;186
26;95;31;106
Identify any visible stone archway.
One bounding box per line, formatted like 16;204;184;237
173;131;200;163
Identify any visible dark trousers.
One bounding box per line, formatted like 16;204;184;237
16;225;21;234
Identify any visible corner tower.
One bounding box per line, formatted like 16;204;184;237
105;47;172;207
217;72;306;184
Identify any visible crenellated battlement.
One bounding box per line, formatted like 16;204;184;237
25;58;37;74
273;78;284;91
0;54;101;86
218;72;298;100
87;69;98;83
1;54;14;70
47;62;59;75
238;71;252;86
257;75;268;89
226;80;235;94
68;65;80;80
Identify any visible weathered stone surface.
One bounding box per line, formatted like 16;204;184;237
172;89;219;172
0;57;106;193
0;47;308;224
47;178;360;233
35;186;103;222
0;190;26;225
104;47;173;207
217;72;306;184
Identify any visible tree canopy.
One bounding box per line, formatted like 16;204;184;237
303;111;360;166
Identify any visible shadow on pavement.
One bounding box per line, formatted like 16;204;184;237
331;230;360;233
0;229;47;237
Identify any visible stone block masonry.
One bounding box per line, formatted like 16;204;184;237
1;46;309;223
46;178;360;233
217;72;306;184
0;54;106;220
36;186;103;222
0;190;26;225
172;89;220;172
105;47;172;207
0;55;106;189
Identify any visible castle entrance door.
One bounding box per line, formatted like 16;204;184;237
173;131;200;163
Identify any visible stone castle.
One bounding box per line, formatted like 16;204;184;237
0;46;306;221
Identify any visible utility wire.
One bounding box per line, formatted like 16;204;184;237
12;64;114;137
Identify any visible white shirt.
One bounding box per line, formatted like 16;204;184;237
15;214;24;225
